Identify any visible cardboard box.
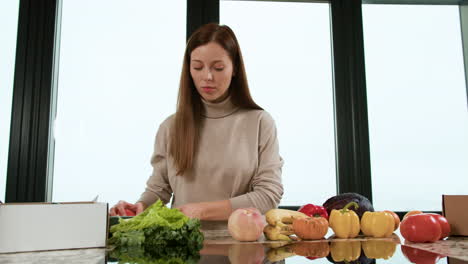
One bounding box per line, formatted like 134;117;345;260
447;257;468;264
0;202;108;253
443;195;468;236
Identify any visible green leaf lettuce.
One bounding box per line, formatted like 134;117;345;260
109;200;204;264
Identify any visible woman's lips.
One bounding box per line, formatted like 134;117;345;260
202;87;215;93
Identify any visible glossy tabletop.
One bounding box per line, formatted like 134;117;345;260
1;231;467;264
193;231;468;264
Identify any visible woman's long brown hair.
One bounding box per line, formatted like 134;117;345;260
170;23;262;175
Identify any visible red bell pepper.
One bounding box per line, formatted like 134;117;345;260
401;245;446;264
400;214;442;243
298;204;329;220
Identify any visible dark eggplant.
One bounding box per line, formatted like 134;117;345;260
322;192;374;219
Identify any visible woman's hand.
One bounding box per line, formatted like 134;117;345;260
176;203;205;219
176;200;232;220
110;200;145;216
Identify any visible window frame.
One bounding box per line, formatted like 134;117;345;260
6;0;467;219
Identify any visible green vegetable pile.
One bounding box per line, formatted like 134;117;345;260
108;200;204;264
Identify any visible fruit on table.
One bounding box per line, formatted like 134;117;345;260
403;210;423;219
292;216;329;240
360;211;395;238
329;202;360;239
265;209;308;227
329;240;361;262
384;210;400;231
323;192;374;219
298;203;329;219
401;245;446;264
400;214;443;242
228;208;266;242
361;240;396;260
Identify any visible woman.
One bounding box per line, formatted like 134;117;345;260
110;23;283;221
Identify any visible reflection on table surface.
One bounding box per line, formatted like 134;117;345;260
106;234;468;264
0;234;466;263
0;248;106;264
196;236;467;264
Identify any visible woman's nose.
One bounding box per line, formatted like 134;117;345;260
204;69;213;81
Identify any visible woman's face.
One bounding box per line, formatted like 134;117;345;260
190;42;234;103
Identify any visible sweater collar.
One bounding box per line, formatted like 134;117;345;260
201;95;239;119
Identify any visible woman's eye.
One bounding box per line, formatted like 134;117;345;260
193;67;202;71
214;67;224;71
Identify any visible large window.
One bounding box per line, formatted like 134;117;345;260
221;1;336;206
363;5;468;211
0;0;20;201
52;0;186;206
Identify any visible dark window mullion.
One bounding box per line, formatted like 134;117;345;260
6;0;57;202
187;0;219;41
29;0;45;201
17;0;38;201
36;1;56;201
7;0;30;202
330;0;373;201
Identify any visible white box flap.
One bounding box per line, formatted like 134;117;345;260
0;202;108;253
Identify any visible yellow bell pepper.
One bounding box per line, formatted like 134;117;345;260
329;202;360;239
361;240;396;259
329;241;361;262
361;211;395;238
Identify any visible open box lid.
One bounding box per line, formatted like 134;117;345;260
0;201;109;253
443;195;468;236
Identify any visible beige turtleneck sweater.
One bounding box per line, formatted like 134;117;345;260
137;96;284;214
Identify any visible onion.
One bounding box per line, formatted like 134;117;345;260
228;208;266;241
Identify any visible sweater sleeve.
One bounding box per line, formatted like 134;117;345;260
229;111;284;214
137;123;173;206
